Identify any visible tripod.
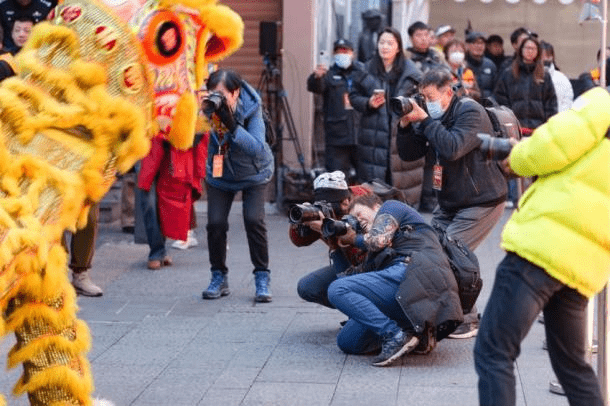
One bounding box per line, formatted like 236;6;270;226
257;54;308;209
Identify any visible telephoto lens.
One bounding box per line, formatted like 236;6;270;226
477;133;514;161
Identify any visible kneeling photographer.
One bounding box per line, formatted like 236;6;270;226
395;67;508;339
290;171;371;309
326;195;463;367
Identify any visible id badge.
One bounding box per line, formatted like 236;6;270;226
343;92;353;110
432;164;443;191
212;154;224;178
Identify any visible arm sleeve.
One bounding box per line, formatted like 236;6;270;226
396;123;428;161
306;73;325;94
137;138;165;191
419;101;484;161
230;104;269;159
348;72;375;113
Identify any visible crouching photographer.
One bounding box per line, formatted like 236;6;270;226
290;171;371;308
326;195;463;366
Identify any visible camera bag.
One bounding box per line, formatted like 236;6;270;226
480;97;521;140
433;224;482;314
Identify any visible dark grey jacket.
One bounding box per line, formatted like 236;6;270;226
397;96;507;211
465;53;497;100
349;59;425;206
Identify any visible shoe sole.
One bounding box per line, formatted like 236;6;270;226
255;295;272;303
372;336;419;367
448;328;478;339
202;289;230;300
73;286;103;297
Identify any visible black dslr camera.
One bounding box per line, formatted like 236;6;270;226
389;93;426;116
288;201;335;224
202;91;226;117
321;214;363;239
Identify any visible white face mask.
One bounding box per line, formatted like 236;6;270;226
426;100;446;119
448;51;465;65
334;53;352;69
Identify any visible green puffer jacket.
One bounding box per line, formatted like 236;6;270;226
501;86;610;298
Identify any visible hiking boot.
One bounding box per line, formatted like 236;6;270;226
202;270;230;299
254;270;272;303
372;329;419;367
448;320;479;339
72;271;103;297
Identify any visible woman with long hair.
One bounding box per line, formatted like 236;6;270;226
349;27;424;206
493;35;557;131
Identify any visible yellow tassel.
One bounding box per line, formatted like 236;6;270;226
166;92;197;151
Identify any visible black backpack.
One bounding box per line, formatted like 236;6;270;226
433;224;482;314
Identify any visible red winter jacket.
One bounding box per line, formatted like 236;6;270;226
138;134;208;241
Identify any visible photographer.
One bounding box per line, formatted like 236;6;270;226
201;69;275;303
327;195;463;367
396;67;507;339
291;171;370;308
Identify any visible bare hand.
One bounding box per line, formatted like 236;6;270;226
314;64;327;78
368;93;385;109
337;227;357;247
399;100;428;126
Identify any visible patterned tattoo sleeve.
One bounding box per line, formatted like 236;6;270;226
364;213;398;252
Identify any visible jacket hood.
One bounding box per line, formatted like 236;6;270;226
235;81;261;124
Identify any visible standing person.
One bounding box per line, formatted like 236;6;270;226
540;41;573;113
474;87;610;406
433;24;456;56
0;0;53;53
357;9;384;63
349;27;424;207
494;35;557;132
464;31;497;99
201;69;275;302
444;39;481;101
396;67;508;339
406;21;443;75
65;204;104;297
8;16;32;54
307;39;363;178
485;34;508;73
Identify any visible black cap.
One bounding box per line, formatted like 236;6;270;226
487;34;504;45
362;9;382;20
333;38;353;51
466;31;487;43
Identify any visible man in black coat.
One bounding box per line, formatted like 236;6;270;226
465;31;497;100
396;67;507;339
307;39;363;178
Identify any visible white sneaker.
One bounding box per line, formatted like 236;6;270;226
172;230;198;250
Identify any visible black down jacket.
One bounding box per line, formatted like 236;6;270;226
349;59;425;206
493;62;557;129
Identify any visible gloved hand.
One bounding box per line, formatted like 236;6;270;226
216;100;236;132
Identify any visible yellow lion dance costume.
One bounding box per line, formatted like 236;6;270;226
0;0;243;404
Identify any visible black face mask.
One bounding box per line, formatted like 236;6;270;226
543;61;552;68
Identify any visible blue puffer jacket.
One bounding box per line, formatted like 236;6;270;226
205;81;274;191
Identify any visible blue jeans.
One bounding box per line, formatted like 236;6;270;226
136;181;167;261
328;262;411;354
206;183;269;273
474;253;603;406
297;250;350;309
